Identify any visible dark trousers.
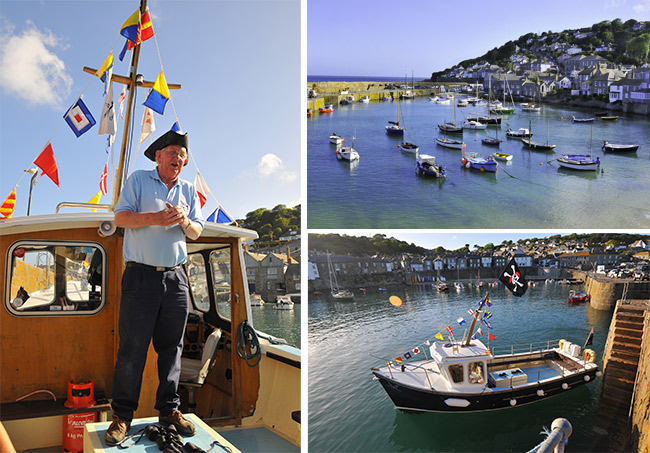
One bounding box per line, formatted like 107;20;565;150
110;265;190;422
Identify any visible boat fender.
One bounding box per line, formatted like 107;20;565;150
465;162;471;169
510;398;517;406
561;383;568;390
537;389;545;397
461;158;467;165
583;349;596;363
584;375;591;382
444;398;470;408
558;339;566;350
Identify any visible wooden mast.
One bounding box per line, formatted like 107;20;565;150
463;292;489;347
111;0;147;208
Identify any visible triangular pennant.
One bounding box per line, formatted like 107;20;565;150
0;188;17;218
194;172;211;208
87;190;102;212
34;143;59;187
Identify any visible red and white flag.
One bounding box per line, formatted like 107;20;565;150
138;107;156;145
99;164;108;195
118;86;126;120
194;172;211;208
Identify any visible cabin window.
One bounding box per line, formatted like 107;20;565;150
469;361;486;384
187;253;210;313
210;248;231;322
6;241;105;316
448;364;464;383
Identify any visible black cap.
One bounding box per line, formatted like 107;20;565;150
143;130;189;166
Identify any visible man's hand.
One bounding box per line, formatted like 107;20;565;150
163;202;188;227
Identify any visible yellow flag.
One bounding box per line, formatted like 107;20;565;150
87;190;102;212
435;332;444;341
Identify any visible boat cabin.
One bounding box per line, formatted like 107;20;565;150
0;211;300;451
429;340;492;391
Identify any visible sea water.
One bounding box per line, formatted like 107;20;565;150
252;303;301;348
307;98;650;228
308;284;612;452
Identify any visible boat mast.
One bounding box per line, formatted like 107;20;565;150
463;292;489;346
112;0;147;207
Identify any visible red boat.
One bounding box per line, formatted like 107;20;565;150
568;290;590;303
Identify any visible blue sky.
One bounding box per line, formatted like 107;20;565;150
308;0;650;78
0;0;301;220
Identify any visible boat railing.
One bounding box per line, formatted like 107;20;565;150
55;202;113;213
492;339;560;357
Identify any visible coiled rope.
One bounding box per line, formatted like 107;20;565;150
236;320;261;367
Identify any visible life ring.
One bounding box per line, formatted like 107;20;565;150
558;339;566;350
583;349;596;363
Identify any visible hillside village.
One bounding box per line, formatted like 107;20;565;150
309;237;650;294
431;19;650;114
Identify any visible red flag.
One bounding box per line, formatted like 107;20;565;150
34;143;59;187
0;188;16;218
99;164;108;195
446;325;454;337
488;333;496;341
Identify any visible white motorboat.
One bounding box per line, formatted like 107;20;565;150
273;295;294;310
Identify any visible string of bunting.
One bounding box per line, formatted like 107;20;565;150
388;259;528;367
1;6;234;224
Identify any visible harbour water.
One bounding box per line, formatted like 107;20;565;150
307;98;650;228
308;284;612;452
252;303;301;348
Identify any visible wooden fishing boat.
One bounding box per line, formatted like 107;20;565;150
521;139;556;151
415;154;446;178
462;153;497;172
438;123;463;134
492;152;512;162
399;142;419;154
521;104;541;112
600;116;618;121
572;116;594;123
319;104;334;113
602;141;639;153
436;138;466;150
371;294;600;413
557;154;600;171
329;134;344;145
505;128;532;139
482;138;501;146
0;3;300;451
467;115;501;125
273;295;294;310
568;290;590;304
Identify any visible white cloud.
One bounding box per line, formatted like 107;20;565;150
256;153;297;182
633;0;650;12
0;21;72;106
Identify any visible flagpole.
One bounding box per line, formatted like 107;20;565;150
111;0;147;208
464;292;489;347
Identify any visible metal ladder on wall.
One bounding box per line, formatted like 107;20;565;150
621;281;629;303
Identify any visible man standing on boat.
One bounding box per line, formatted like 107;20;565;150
105;130;205;446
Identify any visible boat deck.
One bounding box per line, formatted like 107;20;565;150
79;414;298;453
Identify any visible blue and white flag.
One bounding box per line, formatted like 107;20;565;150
63;97;96;137
457;317;466;326
207;206;234;224
481;319;493;330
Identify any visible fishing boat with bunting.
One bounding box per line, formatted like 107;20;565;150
0;2;300;451
371;293;600;413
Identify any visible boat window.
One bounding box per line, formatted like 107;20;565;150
448;364;464;383
187;253;209;313
6;241;105;316
469;361;486;384
210;248;231;322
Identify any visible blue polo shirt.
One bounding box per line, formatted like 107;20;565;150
115;168;205;267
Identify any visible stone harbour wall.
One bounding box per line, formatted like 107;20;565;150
631;307;650;453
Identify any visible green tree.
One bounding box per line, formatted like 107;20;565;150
627;34;650;62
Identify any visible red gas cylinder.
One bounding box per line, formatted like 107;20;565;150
62;380;97;453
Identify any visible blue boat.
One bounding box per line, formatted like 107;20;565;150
462;152;497;172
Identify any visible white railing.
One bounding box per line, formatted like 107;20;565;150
491;339;560;357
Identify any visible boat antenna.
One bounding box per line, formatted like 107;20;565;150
463;292;489;347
